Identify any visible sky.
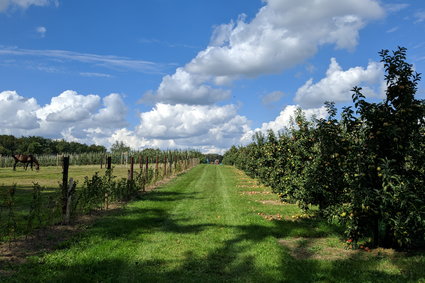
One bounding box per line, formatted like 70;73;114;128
0;0;424;153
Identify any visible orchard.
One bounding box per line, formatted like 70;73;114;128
223;47;425;249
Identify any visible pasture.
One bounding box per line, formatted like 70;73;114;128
0;164;141;239
1;165;424;282
0;164;130;188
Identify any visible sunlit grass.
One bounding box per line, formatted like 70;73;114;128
0;164;130;188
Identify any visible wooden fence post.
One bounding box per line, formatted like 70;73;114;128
62;156;69;215
155;156;159;178
164;156;167;177
129;156;134;181
169;155;171;175
64;178;75;224
107;156;112;170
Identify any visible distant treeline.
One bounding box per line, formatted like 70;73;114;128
0;135;106;155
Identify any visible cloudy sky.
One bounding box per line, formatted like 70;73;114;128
1;0;424;153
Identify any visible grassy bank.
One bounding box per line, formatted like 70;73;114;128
1;165;424;282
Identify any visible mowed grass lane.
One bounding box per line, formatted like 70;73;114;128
4;165;424;282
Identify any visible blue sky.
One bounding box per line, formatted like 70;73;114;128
1;0;424;153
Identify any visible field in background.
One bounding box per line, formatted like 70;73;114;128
1;164;132;188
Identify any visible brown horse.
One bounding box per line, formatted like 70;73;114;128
12;154;40;171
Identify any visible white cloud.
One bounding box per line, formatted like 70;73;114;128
0;47;163;73
80;72;112;78
0;90;128;145
136;103;247;139
261;91;285;105
386;26;399;33
36;26;46;37
34;91;128;140
37;90;100;122
145;0;384;105
294;58;384;108
0;89;251;153
132;103;250;152
384;3;409;13
0;0;57;12
0;90;40;131
93;93;127;124
141;68;230;105
188;0;383;77
241;104;328;144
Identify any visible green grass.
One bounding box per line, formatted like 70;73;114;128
0;164;130;188
1;165;424;282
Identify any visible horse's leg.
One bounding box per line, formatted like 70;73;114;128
24;162;28;170
13;160;17;171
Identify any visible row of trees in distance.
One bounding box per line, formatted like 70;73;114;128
0;135;106;155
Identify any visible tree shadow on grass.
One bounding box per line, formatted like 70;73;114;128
82;190;210;240
139;190;203;202
9;217;424;282
3;203;425;282
83;207;216;241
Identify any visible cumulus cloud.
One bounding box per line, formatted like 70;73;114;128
0;0;57;12
36;90;100;122
132;103;250;152
144;0;384;105
241;104;328;144
0;90;40;131
34;91;128;141
141;68;230;105
107;128;185;152
0;89;252;153
294;58;384;108
0;90;128;145
93;93;127;124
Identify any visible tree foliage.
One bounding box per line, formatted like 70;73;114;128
110;141;131;154
0;135;106;155
223;47;425;249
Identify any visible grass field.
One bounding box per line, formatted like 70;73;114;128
0;164;131;188
1;165;424;282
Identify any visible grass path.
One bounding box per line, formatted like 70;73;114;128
2;165;424;282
